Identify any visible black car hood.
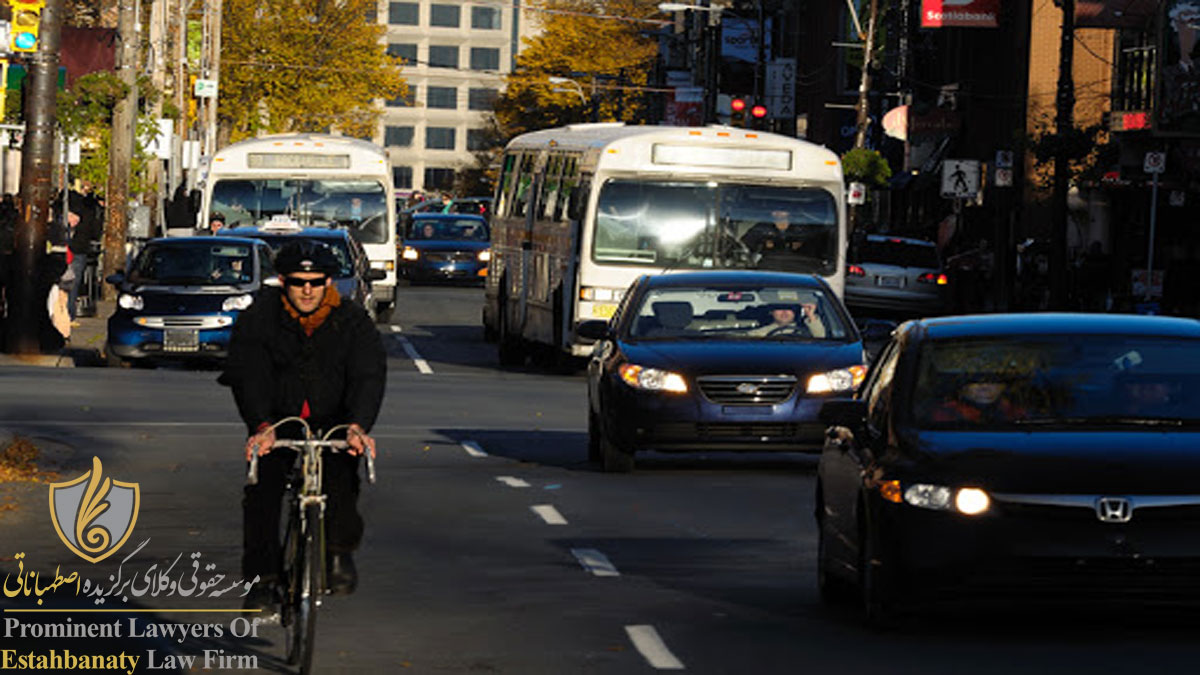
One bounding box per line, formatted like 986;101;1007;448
618;339;863;376
407;240;489;253
906;430;1200;493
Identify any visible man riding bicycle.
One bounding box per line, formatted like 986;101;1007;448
219;240;386;611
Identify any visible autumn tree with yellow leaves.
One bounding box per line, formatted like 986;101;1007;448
495;0;662;138
219;0;408;142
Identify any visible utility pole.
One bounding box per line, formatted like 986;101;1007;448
199;0;222;155
1050;0;1075;309
148;0;167;233
8;0;63;353
103;0;138;291
854;0;880;149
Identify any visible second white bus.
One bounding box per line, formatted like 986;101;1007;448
482;123;847;363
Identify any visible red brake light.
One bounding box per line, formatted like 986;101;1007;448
918;272;949;285
848;265;866;277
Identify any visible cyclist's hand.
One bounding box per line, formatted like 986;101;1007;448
347;423;376;459
246;426;276;461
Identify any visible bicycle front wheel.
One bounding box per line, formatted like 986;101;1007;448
294;502;324;674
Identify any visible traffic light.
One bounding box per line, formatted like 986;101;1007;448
750;104;768;129
730;97;747;127
8;0;44;53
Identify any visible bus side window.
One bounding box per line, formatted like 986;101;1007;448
513;154;537;218
568;175;589;223
495;153;516;217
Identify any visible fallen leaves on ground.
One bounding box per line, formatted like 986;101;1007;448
0;436;60;484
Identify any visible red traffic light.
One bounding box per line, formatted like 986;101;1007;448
750;105;768;118
730;98;747;113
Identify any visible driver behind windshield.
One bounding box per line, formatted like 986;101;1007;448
746;297;826;338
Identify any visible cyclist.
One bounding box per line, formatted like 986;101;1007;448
219;240;386;611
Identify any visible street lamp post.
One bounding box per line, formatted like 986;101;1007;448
549;75;597;122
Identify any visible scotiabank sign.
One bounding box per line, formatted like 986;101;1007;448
921;0;1000;28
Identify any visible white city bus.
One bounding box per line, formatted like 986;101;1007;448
195;133;398;321
482;123;847;363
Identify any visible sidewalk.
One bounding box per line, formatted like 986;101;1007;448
0;298;112;368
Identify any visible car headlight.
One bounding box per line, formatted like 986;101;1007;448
806;365;867;393
618;364;688;393
903;483;991;515
478;249;491;262
118;293;143;310
401;246;419;261
222;294;254;312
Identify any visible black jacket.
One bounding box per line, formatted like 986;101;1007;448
219;287;386;436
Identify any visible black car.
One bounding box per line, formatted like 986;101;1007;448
399;214;490;284
816;313;1200;622
582;271;866;472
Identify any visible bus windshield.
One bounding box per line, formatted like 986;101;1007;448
210;178;390;245
591;180;838;275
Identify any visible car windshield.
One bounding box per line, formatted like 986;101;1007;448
912;336;1200;429
253;235;354;277
592;180;838;276
626;286;850;341
211;178;390;244
131;242;254;285
853;238;940;268
408;219;489;241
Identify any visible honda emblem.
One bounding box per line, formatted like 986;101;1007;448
1095;497;1133;523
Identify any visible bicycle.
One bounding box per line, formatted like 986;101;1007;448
247;416;377;674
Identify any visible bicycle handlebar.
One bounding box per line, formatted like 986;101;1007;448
246;418;377;486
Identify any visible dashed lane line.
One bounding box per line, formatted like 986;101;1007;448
570;548;620;577
531;504;567;525
461;441;488;457
389;325;433;374
495;476;530;488
625;625;685;670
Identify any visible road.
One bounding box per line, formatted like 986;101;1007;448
0;285;1196;674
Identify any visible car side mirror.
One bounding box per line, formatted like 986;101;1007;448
819;398;867;428
367;268;387;282
576;319;610;341
105;272;125;286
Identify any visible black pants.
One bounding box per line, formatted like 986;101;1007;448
242;448;363;581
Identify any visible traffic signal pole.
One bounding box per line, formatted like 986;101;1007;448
7;0;60;354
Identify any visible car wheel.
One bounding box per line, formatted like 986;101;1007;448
859;525;895;627
587;406;602;464
599;433;634;473
817;511;854;606
375;302;394;324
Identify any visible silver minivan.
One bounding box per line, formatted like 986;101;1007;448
844;234;948;317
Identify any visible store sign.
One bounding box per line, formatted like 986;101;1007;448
921;0;1000;28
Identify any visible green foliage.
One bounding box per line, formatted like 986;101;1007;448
841;147;892;186
494;0;660;138
220;0;406;140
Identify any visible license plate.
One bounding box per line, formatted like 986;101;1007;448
592;303;617;319
876;275;901;288
163;329;199;352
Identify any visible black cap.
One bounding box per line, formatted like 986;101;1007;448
274;240;340;275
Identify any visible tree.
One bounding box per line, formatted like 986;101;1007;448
219;0;407;141
841;147;892;186
495;0;660;138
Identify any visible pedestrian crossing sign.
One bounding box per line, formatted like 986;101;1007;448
941;160;981;199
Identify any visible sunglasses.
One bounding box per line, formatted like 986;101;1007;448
283;275;329;288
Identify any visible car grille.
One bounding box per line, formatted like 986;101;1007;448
696;375;797;405
138;316;233;329
424;251;476;263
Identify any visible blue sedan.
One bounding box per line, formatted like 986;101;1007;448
106;237;273;367
399;214;490;284
581;271;866;472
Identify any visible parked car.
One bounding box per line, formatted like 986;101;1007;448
580;271;866;472
844;234;948;317
816;313;1200;623
105;236;274;367
399;214;491;284
228;222;385;315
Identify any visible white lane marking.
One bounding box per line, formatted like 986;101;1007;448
389;325;402;333
461;441;488;457
531;504;567;525
496;476;529;488
625;625;685;670
570;548;620;577
396;336;434;374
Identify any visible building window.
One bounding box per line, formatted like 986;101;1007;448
424;168;456;190
428;45;459;69
393;166;413;190
425;127;456;150
387;43;417;63
469;47;500;72
467;128;490;151
468;88;498;111
384;126;414;147
430;4;460;27
387;90;415;107
471;6;500;29
388;2;418;25
427;86;457;109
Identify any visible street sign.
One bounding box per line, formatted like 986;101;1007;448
194;78;218;98
994;167;1013;187
766;58;795;120
1144;151;1166;174
847;182;866;205
995;149;1013;169
941;159;980;199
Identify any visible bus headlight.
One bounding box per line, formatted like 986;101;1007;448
222;294;254;312
806;365;867;393
371;260;395;271
618;364;688;393
401;246;419;261
478;249;491;262
118;293;144;310
580;286;625;302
